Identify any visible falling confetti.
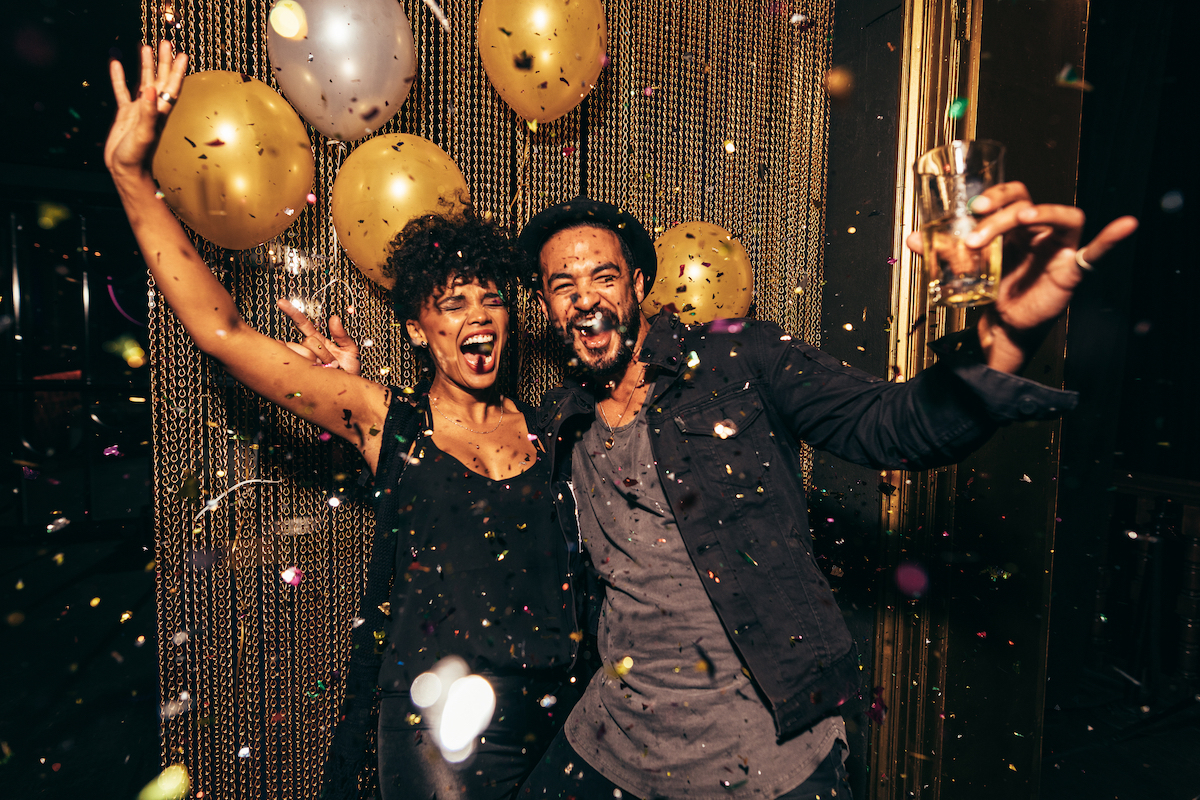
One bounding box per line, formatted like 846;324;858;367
1054;64;1093;91
280;567;304;586
1160;191;1183;213
137;764;190;800
713;419;738;439
947;97;969;119
421;0;452;32
45;517;70;533
894;561;929;597
103;444;122;456
823;67;854;99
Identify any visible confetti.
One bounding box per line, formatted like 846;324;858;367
45;516;70;533
160;692;193;721
947;97;969;119
823;67;854;99
421;0;452;32
713;419;738;439
539;694;557;708
237;746;251;758
866;686;888;723
1054;64;1093;91
1161;191;1183;213
894;562;929;597
103;444;121;456
136;764;189;800
280;566;304;586
723;139;736;153
710;319;744;333
306;193;317;204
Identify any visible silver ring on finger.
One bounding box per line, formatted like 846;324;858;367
159;91;177;105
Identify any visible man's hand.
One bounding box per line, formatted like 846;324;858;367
277;299;362;375
907;181;1138;373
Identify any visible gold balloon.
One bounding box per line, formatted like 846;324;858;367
331;134;471;288
477;0;607;124
643;222;754;324
151;71;314;250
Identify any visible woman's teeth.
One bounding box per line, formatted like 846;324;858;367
461;333;495;356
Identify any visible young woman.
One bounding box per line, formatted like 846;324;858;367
107;43;581;800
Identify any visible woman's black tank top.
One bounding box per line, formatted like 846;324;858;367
373;401;576;693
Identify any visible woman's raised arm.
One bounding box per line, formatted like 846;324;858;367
107;42;389;472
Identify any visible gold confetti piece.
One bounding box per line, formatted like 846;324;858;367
378;602;391;616
137;763;189;800
406;713;422;725
120;611;134;623
723;139;736;153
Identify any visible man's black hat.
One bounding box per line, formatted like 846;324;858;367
517;197;657;290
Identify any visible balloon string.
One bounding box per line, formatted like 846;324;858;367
108;282;145;326
421;0;451;33
194;478;283;520
508;133;531;216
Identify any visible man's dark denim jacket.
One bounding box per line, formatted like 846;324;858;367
536;312;1076;742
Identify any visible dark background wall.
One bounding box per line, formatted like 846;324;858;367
0;1;163;797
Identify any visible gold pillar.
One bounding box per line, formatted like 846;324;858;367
871;1;1089;798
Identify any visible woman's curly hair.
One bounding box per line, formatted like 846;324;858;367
386;211;527;371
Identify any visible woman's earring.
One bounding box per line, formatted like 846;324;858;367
415;340;428;348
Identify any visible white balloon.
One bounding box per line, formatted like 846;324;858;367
267;0;417;141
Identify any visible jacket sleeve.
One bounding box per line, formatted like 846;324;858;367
320;394;418;799
755;321;1077;471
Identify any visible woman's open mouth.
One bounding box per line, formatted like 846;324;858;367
460;332;496;374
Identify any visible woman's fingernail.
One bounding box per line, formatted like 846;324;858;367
967;195;988;212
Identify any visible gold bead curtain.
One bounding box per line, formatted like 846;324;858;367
142;1;831;796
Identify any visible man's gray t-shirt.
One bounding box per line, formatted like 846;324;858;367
564;393;844;798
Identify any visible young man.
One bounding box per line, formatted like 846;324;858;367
514;194;1135;799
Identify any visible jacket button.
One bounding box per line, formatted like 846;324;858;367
1017;396;1038;416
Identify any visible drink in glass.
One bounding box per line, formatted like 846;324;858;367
914;140;1005;307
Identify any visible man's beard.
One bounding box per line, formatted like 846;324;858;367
555;302;642;384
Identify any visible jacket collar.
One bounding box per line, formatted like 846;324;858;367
537;313;687;430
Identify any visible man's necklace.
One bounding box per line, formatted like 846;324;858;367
430;394;505;435
597;366;647;450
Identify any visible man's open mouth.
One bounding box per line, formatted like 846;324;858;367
573;311;616;349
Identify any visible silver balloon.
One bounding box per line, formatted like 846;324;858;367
267;0;417;142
